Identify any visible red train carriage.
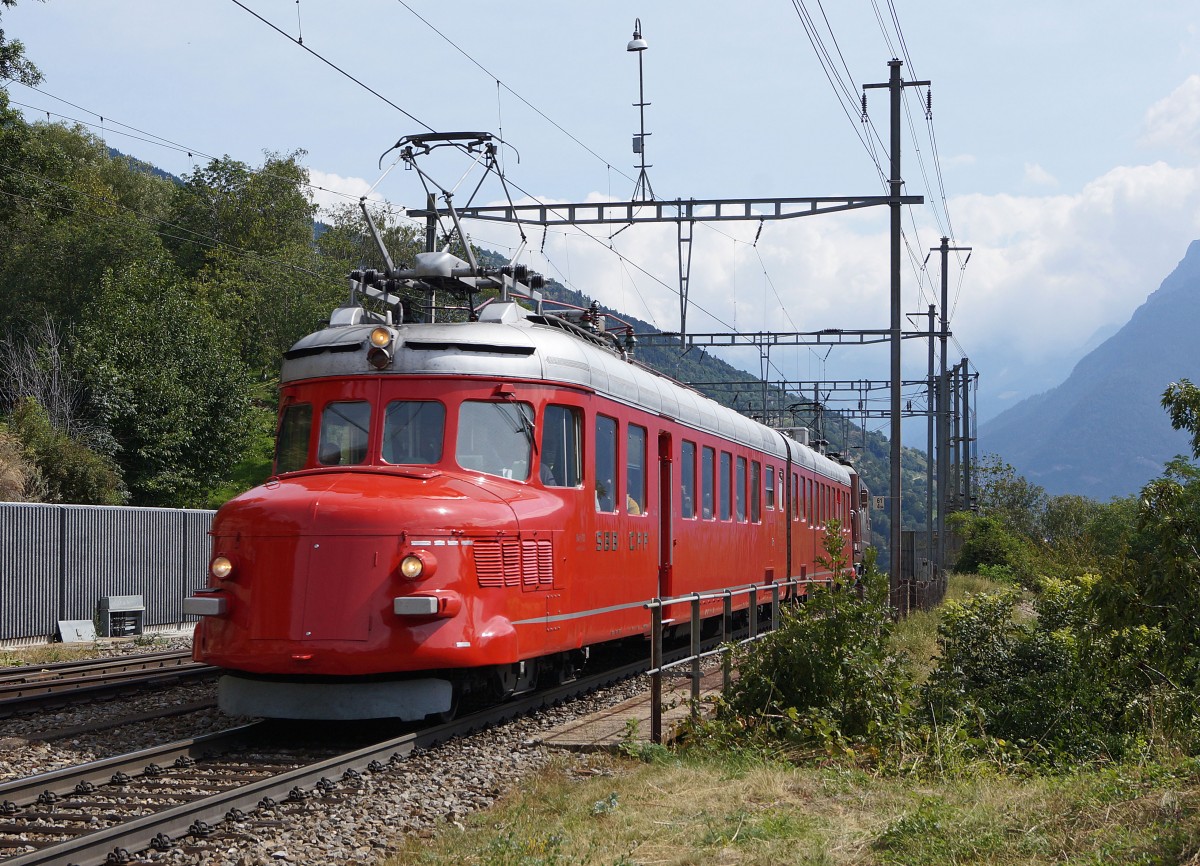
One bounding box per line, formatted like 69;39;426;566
185;257;867;720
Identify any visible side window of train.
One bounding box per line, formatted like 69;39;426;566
381;400;445;465
318;401;371;466
751;461;761;523
735;456;747;522
793;473;801;521
595;414;618;512
627;424;647;515
719;452;732;521
764;466;775;511
701;446;715;519
681;440;696;518
457;400;534;480
275;403;313;473
541;405;581;487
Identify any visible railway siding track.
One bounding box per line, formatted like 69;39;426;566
0;657;647;866
0;651;218;717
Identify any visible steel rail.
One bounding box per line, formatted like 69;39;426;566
0;657;648;866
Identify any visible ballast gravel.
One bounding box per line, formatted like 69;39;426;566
0;635;652;865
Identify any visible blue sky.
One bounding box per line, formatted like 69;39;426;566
7;1;1200;438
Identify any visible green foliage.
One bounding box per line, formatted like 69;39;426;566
74;257;254;507
711;528;914;756
975;454;1048;539
5;397;125;504
1162;378;1200;460
922;583;1181;765
950;512;1032;581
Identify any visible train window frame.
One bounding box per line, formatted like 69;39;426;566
317;400;371;466
719;451;732;521
701;445;715;520
594;414;618;512
681;440;697;519
735;456;747;522
765;465;775;511
627;423;647;516
541;404;582;487
791;472;799;521
750;460;761;523
456;400;534;481
380;400;445;466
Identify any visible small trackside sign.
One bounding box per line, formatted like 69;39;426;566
873;496;886;510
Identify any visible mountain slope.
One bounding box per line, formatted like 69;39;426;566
979;240;1200;499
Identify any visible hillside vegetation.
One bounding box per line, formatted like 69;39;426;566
0;103;925;562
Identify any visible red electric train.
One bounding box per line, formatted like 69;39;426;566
185;252;869;720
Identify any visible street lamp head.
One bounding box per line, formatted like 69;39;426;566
627;18;648;51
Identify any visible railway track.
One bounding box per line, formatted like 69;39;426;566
0;656;647;866
0;650;218;717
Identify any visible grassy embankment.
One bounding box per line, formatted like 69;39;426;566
388;573;1200;865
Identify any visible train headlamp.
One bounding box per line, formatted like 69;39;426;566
367;326;394;370
210;555;234;580
399;550;437;580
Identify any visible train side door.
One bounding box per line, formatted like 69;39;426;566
657;430;673;597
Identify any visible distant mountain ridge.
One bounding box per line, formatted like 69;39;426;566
979;239;1200;500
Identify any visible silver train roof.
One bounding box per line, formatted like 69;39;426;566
283;301;852;485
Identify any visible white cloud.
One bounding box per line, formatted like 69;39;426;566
306;169;387;216
1023;162;1058;187
1140;74;1200;157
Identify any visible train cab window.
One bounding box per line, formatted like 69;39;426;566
719;452;732;521
627;424;647;515
681;440;697;518
275;403;313;473
382;400;445;465
765;466;775;511
701;446;715;519
751;461;761;523
541;405;581;487
457;400;533;480
735;456;747;522
595;414;618;512
317;401;370;466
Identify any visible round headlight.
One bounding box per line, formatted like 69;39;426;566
400;554;424;579
211;555;233;580
369;326;392;348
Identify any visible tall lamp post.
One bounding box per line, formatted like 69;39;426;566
628;19;654;201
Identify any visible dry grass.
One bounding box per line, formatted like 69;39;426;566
389;752;1200;865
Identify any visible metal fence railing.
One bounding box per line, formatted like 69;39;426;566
644;577;830;743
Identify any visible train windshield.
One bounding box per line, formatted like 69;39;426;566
382;400;445;465
456;400;533;480
318;401;371;466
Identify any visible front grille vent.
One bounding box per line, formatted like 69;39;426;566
474;539;553;588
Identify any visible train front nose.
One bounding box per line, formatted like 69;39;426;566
191;471;518;676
